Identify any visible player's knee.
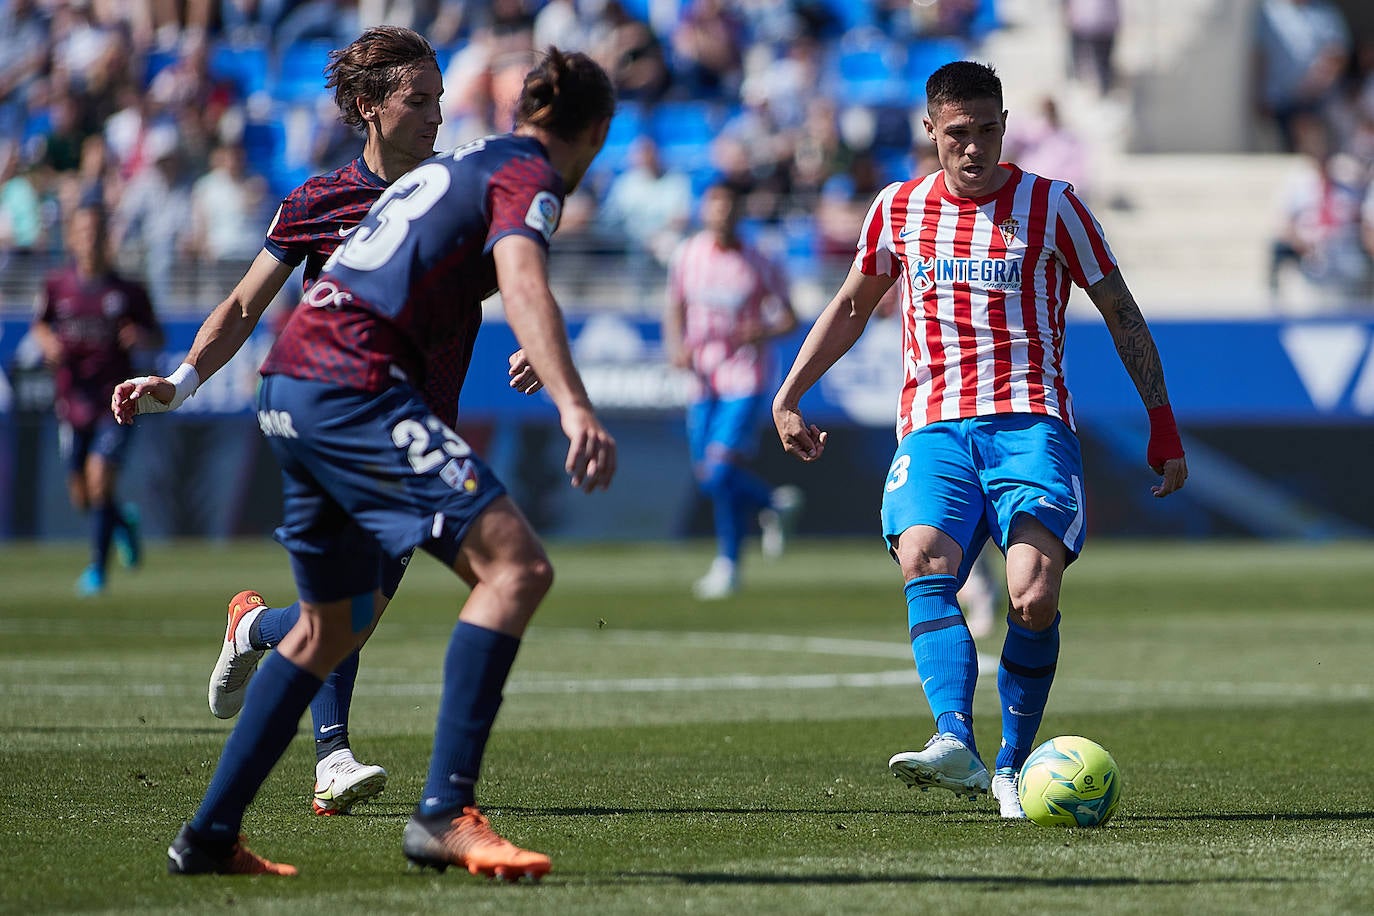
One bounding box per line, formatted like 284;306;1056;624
1007;584;1058;631
697;459;732;496
489;553;554;607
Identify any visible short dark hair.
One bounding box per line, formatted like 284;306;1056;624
514;47;616;141
925;61;1003;115
326;26;438;133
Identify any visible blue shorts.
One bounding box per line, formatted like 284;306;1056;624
879;414;1086;583
59;416;132;474
687;393;767;465
258;375;506;604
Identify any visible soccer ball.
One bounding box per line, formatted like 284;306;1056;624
1017;735;1122;828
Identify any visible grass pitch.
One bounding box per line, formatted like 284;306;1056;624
1;538;1372;915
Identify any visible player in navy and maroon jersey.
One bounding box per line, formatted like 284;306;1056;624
156;47;615;880
31;199;163;597
112;27;540;821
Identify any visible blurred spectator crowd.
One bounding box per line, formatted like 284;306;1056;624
0;0;1001;314
0;0;1371;315
1256;0;1374;309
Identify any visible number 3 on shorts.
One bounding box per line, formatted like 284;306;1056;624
885;454;911;493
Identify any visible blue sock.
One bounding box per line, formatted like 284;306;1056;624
995;613;1061;772
418;622;520;817
701;462;772;563
905;575;980;756
190;652;322;848
721;463;773;510
249;602;300;650
312;649;359;760
91;501;117;573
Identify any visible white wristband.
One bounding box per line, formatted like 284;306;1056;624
134;363;200;414
166;363;200;410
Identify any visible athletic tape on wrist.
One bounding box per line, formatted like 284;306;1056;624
1146;404;1183;468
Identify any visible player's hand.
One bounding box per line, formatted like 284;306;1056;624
774;406;827;462
1151;455;1188;498
508;348;542;394
111;376;174;425
117;323;144;351
561;406;616;492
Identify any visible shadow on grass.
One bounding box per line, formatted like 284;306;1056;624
617;872;1296;888
446;805;1374;825
1129;811;1374;824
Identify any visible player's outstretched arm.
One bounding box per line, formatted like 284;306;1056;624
493;235;615;492
1085;268;1188;497
773;267;894;462
112;251;295;424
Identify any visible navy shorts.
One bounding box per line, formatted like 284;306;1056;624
258;375;506;604
59;416;132;474
879;414;1086;584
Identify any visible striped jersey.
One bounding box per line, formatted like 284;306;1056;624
668;231;791;399
855;163;1116;437
260;135;563;428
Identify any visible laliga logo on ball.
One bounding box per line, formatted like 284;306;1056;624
1017;735;1122;828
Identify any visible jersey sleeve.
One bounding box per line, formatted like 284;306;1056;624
263;190;314;267
853;182;903;278
1053;186;1117;289
484;156;564;253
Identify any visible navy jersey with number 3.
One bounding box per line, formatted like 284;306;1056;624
261;135;564;425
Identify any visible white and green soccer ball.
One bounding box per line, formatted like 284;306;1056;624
1017;735;1122;828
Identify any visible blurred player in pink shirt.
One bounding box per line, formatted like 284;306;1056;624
665;182;801;599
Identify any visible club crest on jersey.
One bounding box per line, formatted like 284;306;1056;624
440;457;480;493
998;217;1020;246
101;291;125;318
525;191;562;241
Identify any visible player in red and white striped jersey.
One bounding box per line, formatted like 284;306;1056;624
773;61;1187;818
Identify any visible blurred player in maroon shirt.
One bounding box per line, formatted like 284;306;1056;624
31;198;163;596
113;27;544;819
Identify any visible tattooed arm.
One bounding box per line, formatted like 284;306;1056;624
1085;268;1189;497
1085;268;1170;408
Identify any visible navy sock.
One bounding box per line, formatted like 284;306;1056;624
249;601;301;650
995;613;1061;771
190;652;322;847
418;622;520;816
91;501;117;572
312;649;359;760
905;575;979;756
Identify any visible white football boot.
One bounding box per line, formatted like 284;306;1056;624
759;485;804;559
991;767;1027;819
692;556;739;600
313;749;388;815
208;590;268;718
888;733;991;800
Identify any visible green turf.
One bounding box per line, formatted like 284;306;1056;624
1;539;1372;914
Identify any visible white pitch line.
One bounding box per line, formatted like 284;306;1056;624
2;628;1369;702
